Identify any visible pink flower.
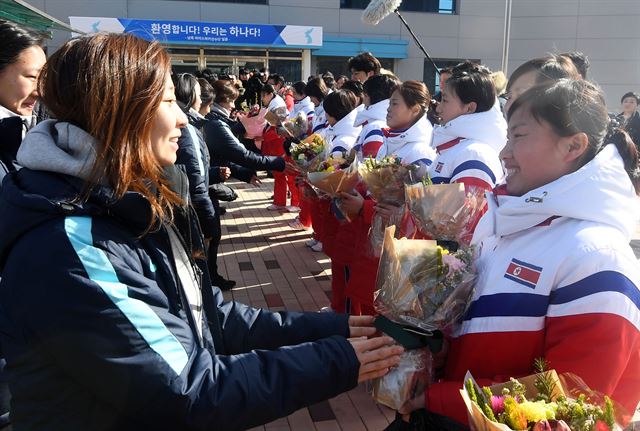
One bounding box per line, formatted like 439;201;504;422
595;420;611;431
490;395;506;415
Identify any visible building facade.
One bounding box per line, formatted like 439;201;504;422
22;0;640;109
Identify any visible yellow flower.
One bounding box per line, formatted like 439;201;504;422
519;401;555;423
326;166;335;172
504;398;528;430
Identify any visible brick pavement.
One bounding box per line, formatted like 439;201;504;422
217;176;395;431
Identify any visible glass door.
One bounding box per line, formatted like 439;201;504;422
170;54;201;75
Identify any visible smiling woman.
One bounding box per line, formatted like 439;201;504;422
0;19;46;185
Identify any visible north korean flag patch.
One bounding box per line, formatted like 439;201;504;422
503;258;542;289
435;162;444;173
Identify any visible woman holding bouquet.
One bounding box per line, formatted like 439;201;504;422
0;33;405;430
430;61;506;193
399;79;640;429
338;80;436;315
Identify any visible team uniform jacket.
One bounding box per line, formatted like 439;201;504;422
288;96;315;124
0;121;360;431
325;107;362;155
429;101;506;191
353;99;388;159
427;145;640;426
311;102;329;137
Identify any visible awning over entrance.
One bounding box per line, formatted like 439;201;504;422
0;0;83;37
313;36;408;59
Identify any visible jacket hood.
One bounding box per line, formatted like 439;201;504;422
354;99;389;127
473;144;639;243
17;120;99;181
267;95;288;115
326;107;362;148
377;114;434;164
0;121;190;269
432;99;507;153
288;97;314;119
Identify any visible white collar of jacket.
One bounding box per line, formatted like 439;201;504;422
189;108;205;120
17;119;99;182
431;98;507;153
0;104;37;137
378;114;434;159
472;144;639;243
327;107;362;141
210;103;230;119
267;94;287;113
288;96;314;119
354;99;389;127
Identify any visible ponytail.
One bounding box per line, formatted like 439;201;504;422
605;126;640;194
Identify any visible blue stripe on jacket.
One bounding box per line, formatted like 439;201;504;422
64;216;189;375
550;271;640;311
450;160;497;183
464;292;549;320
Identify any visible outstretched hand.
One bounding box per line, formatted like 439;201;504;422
349;336;404;383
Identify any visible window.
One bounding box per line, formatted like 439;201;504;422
340;0;456;14
423;58;480;95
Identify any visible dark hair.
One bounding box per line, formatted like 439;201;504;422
397;80;431;117
268;73;284;86
198;78;214;107
621;91;640;105
292;81;307;96
213;80;239;104
508;79;640;194
305;77;328;101
261;83;276;95
561;51;590;79
322;72;336;90
337;75;348;82
341;80;364;99
507;55;580;92
363;74;400;105
0;19;44;74
445;61;495;113
173;73;198;112
194;68;217;86
323;90;358;122
348;52;381;75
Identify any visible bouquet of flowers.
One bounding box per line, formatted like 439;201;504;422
359;156;417;257
264;106;289;128
462;359;620;431
288;133;327;173
307;150;359;196
239;106;267;139
279;112;309;139
370;226;476;410
405;180;488;245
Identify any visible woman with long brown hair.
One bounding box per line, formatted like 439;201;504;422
0;33;402;430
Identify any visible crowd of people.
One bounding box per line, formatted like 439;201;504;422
0;17;639;431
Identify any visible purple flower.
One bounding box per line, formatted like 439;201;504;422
490;395;506;415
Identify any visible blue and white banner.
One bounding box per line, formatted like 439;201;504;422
69;17;322;48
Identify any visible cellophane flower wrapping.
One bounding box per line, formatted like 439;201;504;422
281;112;309;139
288;133;327;174
369;348;432;411
239;107;268;138
461;369;623;431
370;226;476;409
374;226;476;333
307;151;359;197
359;157;417;257
405;182;488;245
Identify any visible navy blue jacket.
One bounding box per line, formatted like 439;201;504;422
203;118;286;174
0;117;22;189
0;167;359;431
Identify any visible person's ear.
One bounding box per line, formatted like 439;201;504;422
562;132;589;163
465;101;478;114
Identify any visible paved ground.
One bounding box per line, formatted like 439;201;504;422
217;176;396;431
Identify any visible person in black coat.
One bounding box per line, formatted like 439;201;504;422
174;73;236;290
617;91;640;149
205;80;285;181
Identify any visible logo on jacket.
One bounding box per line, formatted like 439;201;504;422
503;258;542;289
434;162;444;173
